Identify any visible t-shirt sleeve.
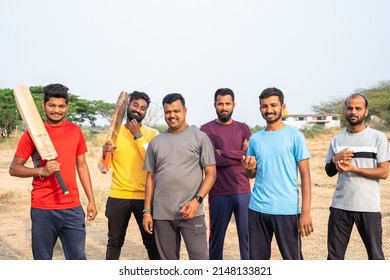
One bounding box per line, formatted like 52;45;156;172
14;131;35;160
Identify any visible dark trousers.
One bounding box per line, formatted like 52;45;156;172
327;207;384;260
105;197;160;260
208;193;250;260
248;209;303;260
31;206;86;260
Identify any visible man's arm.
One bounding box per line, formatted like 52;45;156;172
9;156;38;178
298;158;314;237
143;172;155;234
9;156;59;178
337;160;389;179
76;154;97;220
325;160;338;177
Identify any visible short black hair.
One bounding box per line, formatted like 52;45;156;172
42;83;69;103
259;87;284;104
345;93;368;108
129;91;151;108
162;93;185;107
214;88;235;102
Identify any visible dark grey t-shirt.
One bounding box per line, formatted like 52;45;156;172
144;126;216;220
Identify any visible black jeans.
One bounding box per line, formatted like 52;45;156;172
105;197;160;260
327;207;384;260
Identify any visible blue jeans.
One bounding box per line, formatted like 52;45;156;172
31;206;86;260
208;193;250;260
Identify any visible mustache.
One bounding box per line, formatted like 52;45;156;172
130;111;141;116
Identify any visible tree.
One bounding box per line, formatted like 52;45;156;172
92;100;116;123
311;97;345;115
0;88;20;137
143;102;163;127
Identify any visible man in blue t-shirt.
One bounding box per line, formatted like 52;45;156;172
242;87;314;260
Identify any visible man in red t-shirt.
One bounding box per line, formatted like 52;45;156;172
9;83;97;260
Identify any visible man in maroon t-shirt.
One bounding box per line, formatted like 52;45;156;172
200;88;252;260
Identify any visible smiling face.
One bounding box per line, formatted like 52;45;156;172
344;95;368;127
127;98;148;123
259;95;285;124
163;99;187;133
42;97;69;125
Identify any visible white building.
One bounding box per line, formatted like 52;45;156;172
282;114;340;129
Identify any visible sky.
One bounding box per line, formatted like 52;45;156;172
1;0;389;127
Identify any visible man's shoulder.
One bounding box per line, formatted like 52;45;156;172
142;125;159;135
63;120;80;129
200;120;216;130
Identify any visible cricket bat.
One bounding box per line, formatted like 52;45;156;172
13;85;70;195
99;91;129;174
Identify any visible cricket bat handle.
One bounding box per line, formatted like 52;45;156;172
101;151;112;174
54;171;70;195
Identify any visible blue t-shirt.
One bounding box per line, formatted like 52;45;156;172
247;125;310;215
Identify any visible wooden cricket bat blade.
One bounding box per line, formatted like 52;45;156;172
13;85;70;195
100;91;129;174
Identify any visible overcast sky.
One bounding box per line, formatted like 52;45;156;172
1;0;389;127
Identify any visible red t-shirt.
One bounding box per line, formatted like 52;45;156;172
15;120;87;209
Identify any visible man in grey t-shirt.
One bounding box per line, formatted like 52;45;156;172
142;93;216;260
325;93;390;260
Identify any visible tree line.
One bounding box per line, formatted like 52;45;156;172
0;86;163;138
1;82;389;138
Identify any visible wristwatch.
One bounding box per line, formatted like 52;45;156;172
133;132;143;140
194;195;203;204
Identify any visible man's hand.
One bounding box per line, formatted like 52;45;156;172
142;215;154;234
242;139;249;151
125;118;141;137
102;142;116;159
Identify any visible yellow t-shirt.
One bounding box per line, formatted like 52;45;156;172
100;124;159;199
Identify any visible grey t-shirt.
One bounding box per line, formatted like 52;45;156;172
325;127;390;212
144;126;216;220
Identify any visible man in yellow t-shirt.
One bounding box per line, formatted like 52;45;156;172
99;91;160;260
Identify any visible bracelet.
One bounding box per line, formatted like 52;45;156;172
38;167;45;180
332;156;337;164
143;213;152;217
142;209;152;213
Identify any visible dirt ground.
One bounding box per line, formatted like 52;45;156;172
1;130;389;260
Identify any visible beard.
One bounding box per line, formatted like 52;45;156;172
346;114;365;126
263;111;282;124
216;110;233;123
127;109;144;123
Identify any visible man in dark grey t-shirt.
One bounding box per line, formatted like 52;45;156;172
142;93;216;260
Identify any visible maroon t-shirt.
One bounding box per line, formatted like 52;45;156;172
200;120;252;196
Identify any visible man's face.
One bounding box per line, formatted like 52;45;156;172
42;97;68;124
344;95;368;126
163;99;187;132
259;95;285;124
214;94;235;123
127;98;148;123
